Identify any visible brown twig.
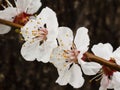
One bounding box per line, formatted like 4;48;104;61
0;18;22;28
0;18;120;72
85;52;120;72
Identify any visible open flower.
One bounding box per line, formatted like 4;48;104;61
50;27;101;88
92;43;120;90
21;7;58;63
0;0;41;34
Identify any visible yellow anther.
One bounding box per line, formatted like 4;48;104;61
66;34;68;37
50;54;53;58
26;27;28;30
62;53;68;59
60;40;62;42
64;64;66;67
61;43;64;46
25;30;28;35
37;22;40;24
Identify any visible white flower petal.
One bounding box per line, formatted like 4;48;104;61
99;75;109;90
37;7;58;41
26;0;42;14
50;46;74;76
56;64;71;86
57;27;73;49
107;79;114;89
81;61;102;75
92;43;113;60
14;0;32;13
113;47;120;65
21;39;57;63
50;47;69;69
0;7;17;34
99;86;107;90
21;8;58;63
0;7;17;20
21;19;40;41
21;40;40;61
50;48;84;88
0;24;11;34
112;72;120;90
69;64;84;88
37;40;57;63
74;27;90;53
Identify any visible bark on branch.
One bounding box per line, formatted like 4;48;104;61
0;18;120;72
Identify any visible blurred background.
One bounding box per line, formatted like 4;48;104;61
0;0;120;90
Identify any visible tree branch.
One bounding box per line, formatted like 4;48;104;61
85;52;120;72
0;18;120;72
0;18;22;28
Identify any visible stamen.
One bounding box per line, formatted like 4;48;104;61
71;43;76;50
5;0;13;7
95;76;102;81
32;28;48;43
89;72;103;83
98;69;103;73
1;4;6;9
13;0;19;13
63;50;69;54
63;48;79;64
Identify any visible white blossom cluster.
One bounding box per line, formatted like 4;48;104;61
0;0;120;90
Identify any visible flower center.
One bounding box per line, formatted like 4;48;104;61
102;58;116;78
63;47;80;64
32;28;48;41
13;12;31;25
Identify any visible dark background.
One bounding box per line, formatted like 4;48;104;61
0;0;120;90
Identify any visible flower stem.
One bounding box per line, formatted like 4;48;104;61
0;18;120;72
0;18;22;28
85;52;120;72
